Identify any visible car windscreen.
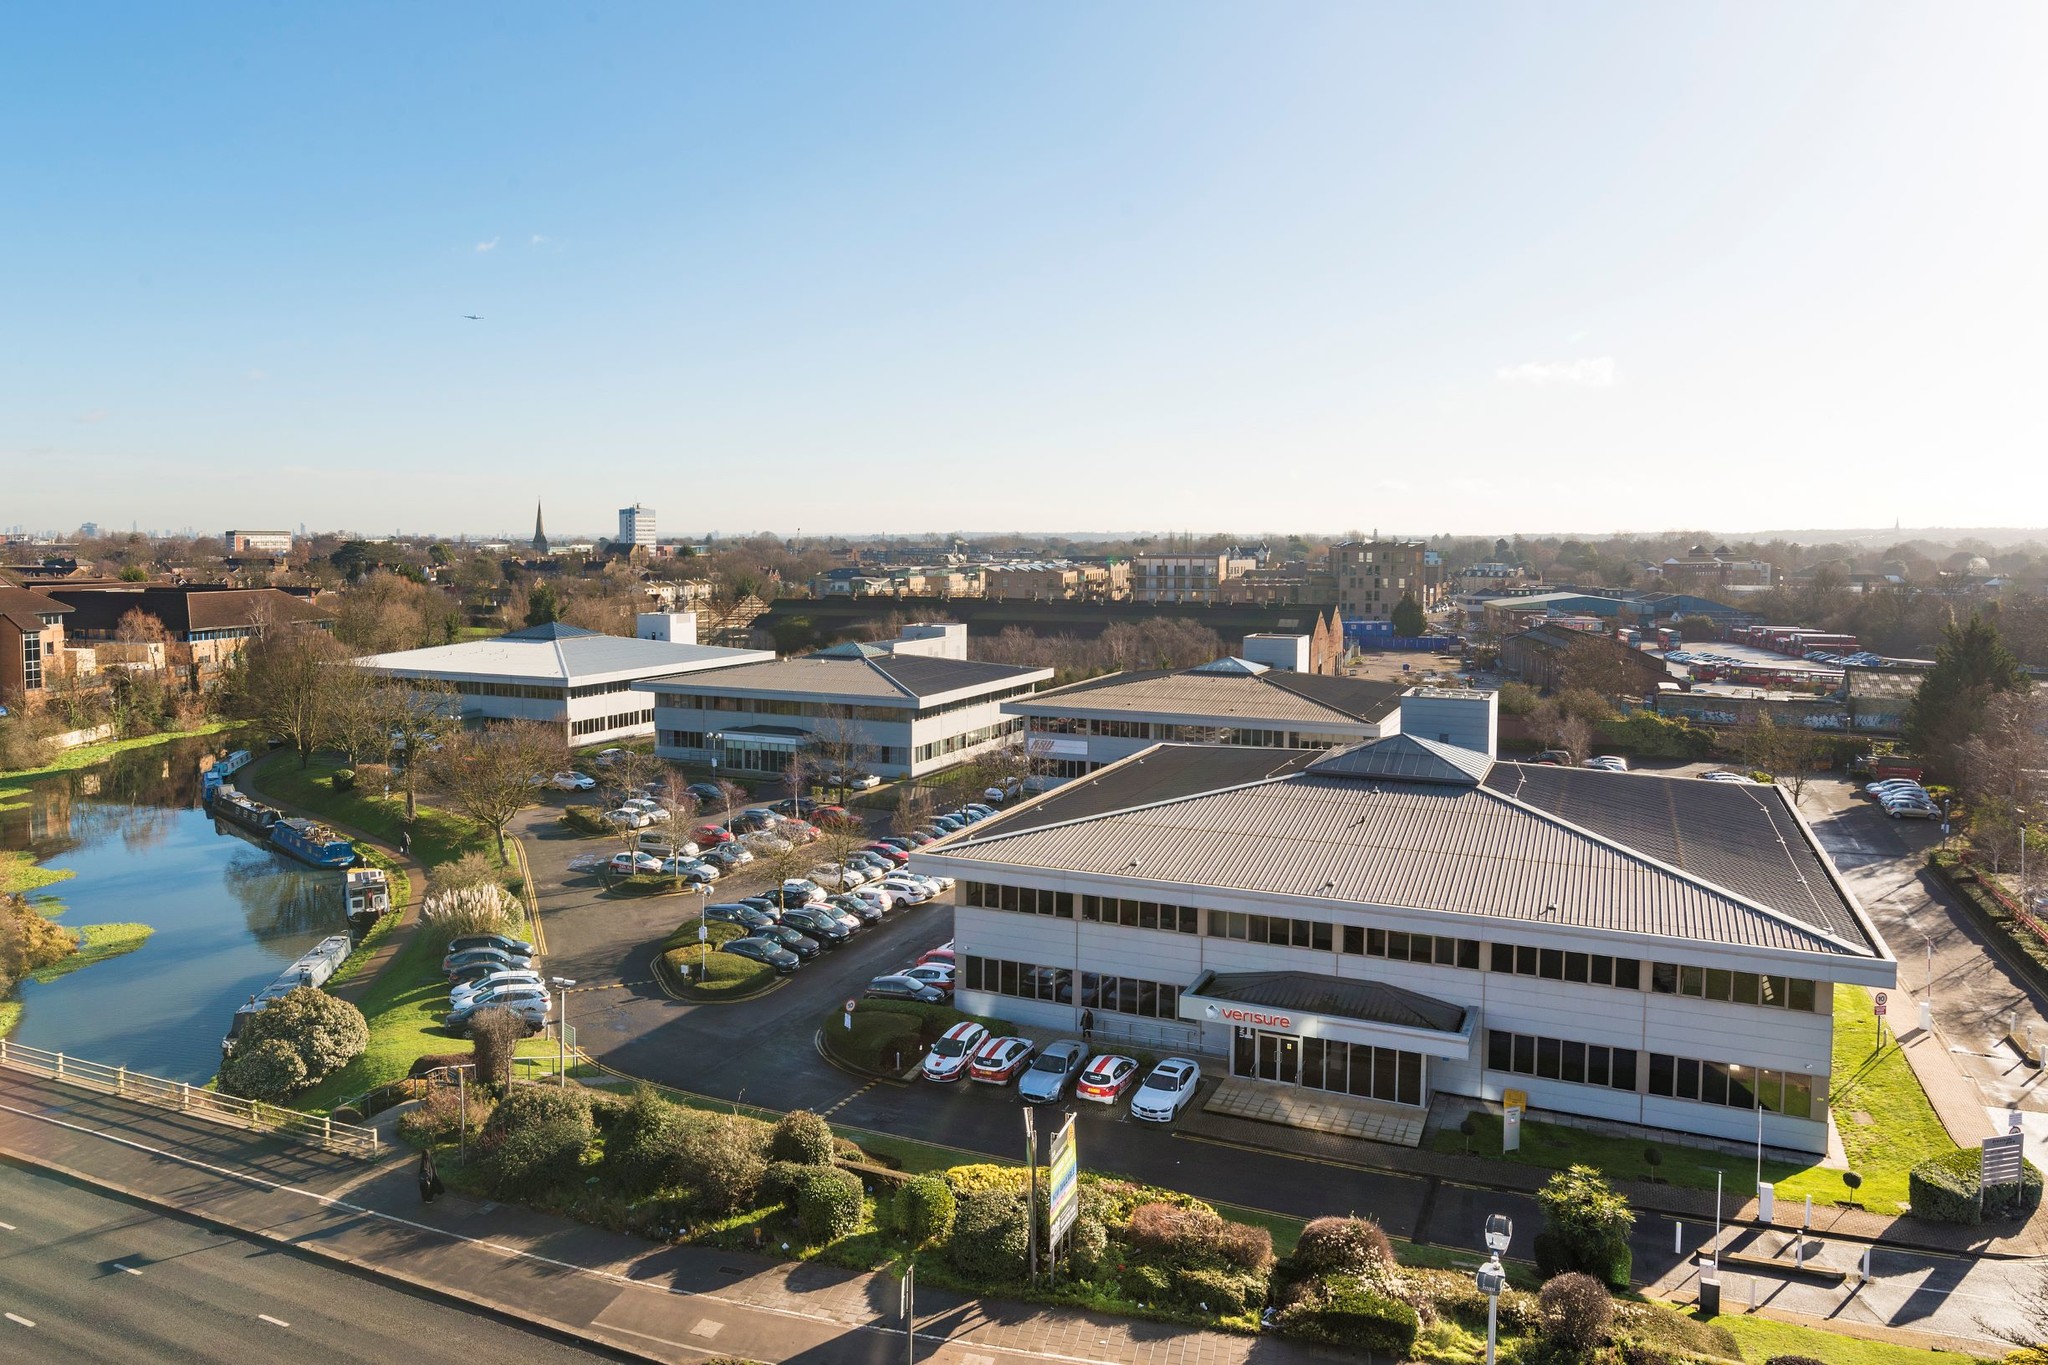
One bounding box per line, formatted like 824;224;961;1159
932;1037;970;1057
1027;1052;1066;1071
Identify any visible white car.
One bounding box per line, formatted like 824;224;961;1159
660;856;719;882
880;877;933;905
782;878;828;903
849;886;895;913
1698;770;1754;784
1581;756;1629;773
451;969;544;1009
814;863;869;887
921;1021;988;1083
593;749;626;767
605;807;653;829
1130;1058;1203;1122
743;832;791;854
610;850;663;875
550;771;596;791
826;771;882;790
622;799;670;823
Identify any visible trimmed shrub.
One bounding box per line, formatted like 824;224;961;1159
217;1037;308;1102
1908;1147;2044;1224
790;1166;864;1243
895;1174;957;1246
561;804;611;836
1535;1165;1636;1288
942;1163;1029;1197
1120;1263;1171;1304
233;986;369;1088
1216;1219;1274;1273
1293;1215;1395;1278
479;1085;593;1196
605;1089;695;1194
1172;1266;1259;1317
1068;1215;1108;1278
396;1082;493;1147
1277;1275;1420;1357
949;1188;1029;1282
1539;1272;1614;1355
769;1110;835;1166
406;1052;474;1079
678;1114;768;1214
1126;1201;1223;1260
467;1006;525;1093
332;767;355;791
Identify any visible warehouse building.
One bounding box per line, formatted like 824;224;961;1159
915;690;1893;1155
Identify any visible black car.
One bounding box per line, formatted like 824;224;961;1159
827;894;884;925
687;782;725;807
705;903;776;931
752;924;822;959
767;887;822;910
865;974;945;1004
702;844;751;870
445;932;536;958
721;936;799;974
737;896;783;917
781;906;850;944
771;797;823;817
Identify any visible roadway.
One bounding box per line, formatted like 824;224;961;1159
0;1159;624;1364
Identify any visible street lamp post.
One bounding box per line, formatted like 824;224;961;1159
1477;1214;1512;1365
552;976;577;1079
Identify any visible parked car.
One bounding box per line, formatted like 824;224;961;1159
1075;1054;1140;1104
931;816;966;834
829;893;886;925
609;850;663;876
767;887;823;910
878;877;933;905
1532;749;1574;766
605;807;654;829
659;857;719;883
824;771;881;790
921;1022;989;1082
1129;1058;1203;1122
1581;756;1630;773
781;878;828;903
446;985;550;1034
962;803;998;819
449;969;544;1009
862;843;910;866
819;862;871;888
446;933;535;958
899;963;954;996
969;1036;1037;1085
1017;1039;1090;1103
550;771;596;791
1883;796;1938;819
704;843;753;869
705;903;777;931
442;945;532;977
750;924;821;960
742;832;792;855
692;824;734;846
592;748;627;767
721;936;800;974
622;799;670;823
918;943;955;967
636;831;699;857
1697;771;1754;784
741;806;783;826
771;797;822;817
865;974;944;1004
687;782;726;807
781;906;851;945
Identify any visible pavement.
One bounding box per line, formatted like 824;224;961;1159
0;1071;1329;1365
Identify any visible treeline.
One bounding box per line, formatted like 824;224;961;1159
969;618;1228;681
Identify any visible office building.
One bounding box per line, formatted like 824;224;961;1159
619;504;656;551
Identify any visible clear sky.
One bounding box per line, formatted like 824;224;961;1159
4;3;2045;540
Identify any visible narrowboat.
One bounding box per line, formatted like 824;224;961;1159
223;934;355;1052
270;816;359;868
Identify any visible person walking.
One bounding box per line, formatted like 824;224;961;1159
417;1147;443;1204
399;825;412;856
1079;1008;1095;1049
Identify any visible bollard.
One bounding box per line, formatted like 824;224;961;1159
1795;1237;1805;1270
1803;1194;1812;1231
1860;1246;1873;1280
1749;1276;1757;1310
1674;1220;1683;1253
56;1052;65;1080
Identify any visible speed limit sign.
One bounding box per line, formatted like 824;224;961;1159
1874;991;1889;1017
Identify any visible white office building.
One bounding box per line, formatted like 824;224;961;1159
636;623;1051;778
358;616;771;746
619;504;656;550
916;691;1893;1156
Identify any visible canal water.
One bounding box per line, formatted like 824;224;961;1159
1;735;350;1082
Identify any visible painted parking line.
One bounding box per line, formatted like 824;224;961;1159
112;1263;142;1275
0;1221;14;1231
4;1312;34;1328
258;1314;290;1328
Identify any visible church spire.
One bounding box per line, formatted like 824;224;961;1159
532;500;549;554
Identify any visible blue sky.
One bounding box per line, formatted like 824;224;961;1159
4;3;2045;539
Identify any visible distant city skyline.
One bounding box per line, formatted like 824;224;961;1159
4;4;2045;532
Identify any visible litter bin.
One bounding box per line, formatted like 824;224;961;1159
1697;1263;1721;1316
1756;1181;1775;1224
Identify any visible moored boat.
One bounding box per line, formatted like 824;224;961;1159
223;933;355;1052
270;816;358;868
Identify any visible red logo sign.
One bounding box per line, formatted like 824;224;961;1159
1217;1006;1293;1029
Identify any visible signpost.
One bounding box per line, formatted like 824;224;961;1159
1048;1113;1080;1255
1874;990;1888;1044
900;1261;915;1365
1502;1089;1526;1153
844;997;857;1030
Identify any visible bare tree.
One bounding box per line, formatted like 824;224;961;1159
1961;690;2047;834
376;679;457;819
424;721;567;859
652;771;702;887
714;777;748;813
321;660;390;767
809;707;875;804
241;624;347;768
466;1006;525;1094
893;783;937;838
1738;711;1822;805
602;748;658;814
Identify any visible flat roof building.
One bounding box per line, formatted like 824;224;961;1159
619;504;656;551
636;623;1050;778
358;616;772;746
913;691;1891;1155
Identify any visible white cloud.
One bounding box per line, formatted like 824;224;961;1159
1495;357;1617;387
529;234;549;246
475;237;499;253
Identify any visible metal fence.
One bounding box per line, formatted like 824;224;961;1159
0;1038;381;1159
1958;853;2048;953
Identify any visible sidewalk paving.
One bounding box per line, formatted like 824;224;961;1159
0;1072;1325;1365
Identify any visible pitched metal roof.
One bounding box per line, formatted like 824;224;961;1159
934;745;1878;959
639;650;1048;704
1306;733;1493;785
1018;667;1400;727
1190;970;1466;1034
360;630;771;683
870;653;1048;700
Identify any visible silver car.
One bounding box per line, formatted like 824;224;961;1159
1017;1039;1090;1104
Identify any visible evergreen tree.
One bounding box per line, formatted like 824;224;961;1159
524;580;562;627
1392;594;1426;638
1904;611;2027;769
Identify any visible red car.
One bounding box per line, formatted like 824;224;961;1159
863;843;910;866
1075;1054;1140;1104
969;1036;1036;1084
901;963;954;996
813;806;857;828
693;825;734;846
917;943;955;968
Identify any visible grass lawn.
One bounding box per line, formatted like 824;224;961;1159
1705;1312;1993;1364
0;850;76;897
0;785;27;813
0;1001;18;1037
0;721;234;782
252;752;491;866
28;923;153;984
1423;986;1954;1211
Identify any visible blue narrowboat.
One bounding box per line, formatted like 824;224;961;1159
270;816;359;868
207;783;281;835
224;933;355;1052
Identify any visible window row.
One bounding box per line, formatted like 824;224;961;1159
960;956;1181;1019
21;632;42;690
1490;943;1643;991
1086;895;1200;933
571;708;654;737
963;881;1074;919
1647;1054;1819;1118
1486;1030;1639;1092
1347;927;1482;970
1210;911;1332;951
1027;716;1356;750
914;719;1021;764
569;679;639;698
1650;964;1819;1012
454;680;565;700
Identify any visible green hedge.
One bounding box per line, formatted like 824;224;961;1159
790;1165;864;1242
1277;1275;1419;1357
856;998;1018;1035
895;1173;956;1245
664;948;773;997
561;805;611;836
1535;1230;1631;1289
1593;712;1717;760
1908;1146;2043;1224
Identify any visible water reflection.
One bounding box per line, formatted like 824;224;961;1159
1;734;350;1081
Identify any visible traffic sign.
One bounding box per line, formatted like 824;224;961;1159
1874;991;1888;1017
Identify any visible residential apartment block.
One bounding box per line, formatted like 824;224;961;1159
1131;552;1256;605
1333;539;1427;631
618;504;657;550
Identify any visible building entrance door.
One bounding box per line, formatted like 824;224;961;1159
1256;1031;1298;1085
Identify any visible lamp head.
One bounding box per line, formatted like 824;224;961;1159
1484;1213;1512;1253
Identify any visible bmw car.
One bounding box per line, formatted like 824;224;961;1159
968;1036;1036;1085
1129;1058;1203;1122
921;1021;988;1083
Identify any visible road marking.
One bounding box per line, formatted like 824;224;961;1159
820;1080;876;1117
259;1314;290;1328
113;1262;142;1275
689;1318;723;1338
4;1313;33;1328
0;1221;13;1230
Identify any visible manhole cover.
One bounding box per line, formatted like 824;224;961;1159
1852;1110;1874;1126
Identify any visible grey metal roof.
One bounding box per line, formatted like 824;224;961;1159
1190;970;1466;1034
359;630;771;683
1018;667;1399;727
937;746;1876;958
1306;734;1493;785
638;651;1048;704
871;654;1048;700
